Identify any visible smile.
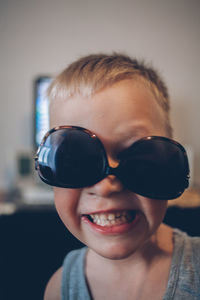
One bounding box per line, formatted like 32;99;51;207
88;210;136;227
82;210;141;235
84;210;137;228
82;210;140;235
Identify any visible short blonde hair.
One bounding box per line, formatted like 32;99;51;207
48;53;173;137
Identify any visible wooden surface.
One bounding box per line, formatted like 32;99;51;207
168;187;200;208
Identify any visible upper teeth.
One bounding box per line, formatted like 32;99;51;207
89;211;134;227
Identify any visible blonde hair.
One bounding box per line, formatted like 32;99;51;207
48;53;173;137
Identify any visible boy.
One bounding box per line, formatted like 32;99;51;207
35;53;200;299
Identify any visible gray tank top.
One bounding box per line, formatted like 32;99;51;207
61;229;200;300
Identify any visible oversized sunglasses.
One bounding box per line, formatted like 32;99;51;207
35;125;190;200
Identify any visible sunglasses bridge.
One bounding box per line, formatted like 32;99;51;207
105;165;121;178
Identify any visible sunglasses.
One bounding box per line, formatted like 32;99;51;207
35;125;190;200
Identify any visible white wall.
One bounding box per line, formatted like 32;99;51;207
0;0;200;189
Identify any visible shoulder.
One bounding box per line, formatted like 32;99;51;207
184;232;200;265
174;228;200;250
44;247;88;300
173;229;200;279
44;267;62;300
163;229;200;299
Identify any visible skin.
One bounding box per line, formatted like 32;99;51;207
44;79;173;300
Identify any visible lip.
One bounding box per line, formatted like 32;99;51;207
81;210;141;235
82;208;137;215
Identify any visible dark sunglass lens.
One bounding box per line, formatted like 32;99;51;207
37;133;55;184
118;137;189;199
38;128;107;187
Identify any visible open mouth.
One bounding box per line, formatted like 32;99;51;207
84;210;137;227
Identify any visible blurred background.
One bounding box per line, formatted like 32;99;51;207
0;0;200;299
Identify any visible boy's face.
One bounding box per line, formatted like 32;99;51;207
51;79;168;260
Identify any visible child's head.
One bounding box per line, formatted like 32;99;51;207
48;53;172;137
36;53;188;260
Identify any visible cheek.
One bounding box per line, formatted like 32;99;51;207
139;197;168;230
53;187;82;229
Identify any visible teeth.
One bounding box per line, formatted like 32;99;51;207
108;213;115;220
89;211;135;227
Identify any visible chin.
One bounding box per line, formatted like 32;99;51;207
90;241;140;261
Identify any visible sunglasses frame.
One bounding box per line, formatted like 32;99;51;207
35;125;190;199
35;125;109;187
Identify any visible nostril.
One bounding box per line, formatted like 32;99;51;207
88;192;97;196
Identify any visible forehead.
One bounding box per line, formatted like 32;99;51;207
50;79;166;144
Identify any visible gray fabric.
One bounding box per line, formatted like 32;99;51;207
163;229;200;299
61;246;90;300
61;229;200;300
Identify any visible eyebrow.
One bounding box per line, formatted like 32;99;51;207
110;125;152;156
125;124;152;141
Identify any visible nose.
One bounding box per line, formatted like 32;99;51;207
87;153;123;197
87;174;124;197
